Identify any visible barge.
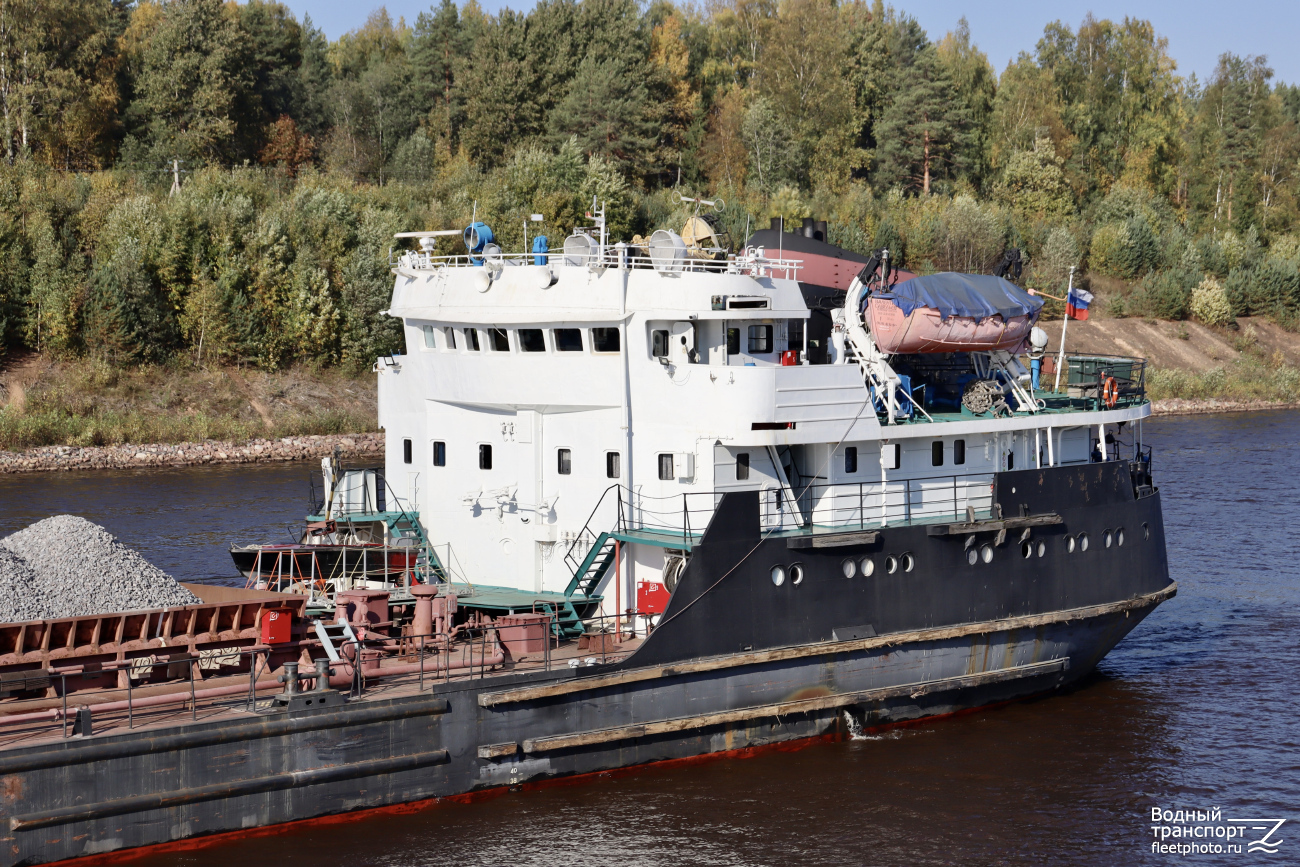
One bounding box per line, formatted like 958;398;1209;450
0;208;1172;866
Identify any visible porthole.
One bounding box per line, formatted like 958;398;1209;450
861;557;875;577
1143;522;1150;540
1079;533;1090;552
1021;541;1033;559
885;556;898;574
771;565;786;587
967;547;979;566
901;553;915;573
841;558;857;578
1036;540;1046;558
790;564;805;585
980;544;993;564
1066;536;1076;554
1117;528;1126;547
1104;529;1113;548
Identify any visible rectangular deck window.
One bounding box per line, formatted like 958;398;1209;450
488;328;510;351
463;328;481;351
658;453;674;480
479;444;493;470
954;439;966;465
519;328;546;352
651;329;669;358
592;327;621;353
882;443;901;470
748;324;772;354
932;440;944;466
442;327;458;350
844;446;857;474
403;438;412;464
432;441;446;467
726;327;740;355
554;328;583;351
557;448;572;475
736;452;750;480
422;325;436;348
606;451;621;479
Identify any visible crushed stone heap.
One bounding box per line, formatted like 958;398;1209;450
0;515;200;621
0;547;43;623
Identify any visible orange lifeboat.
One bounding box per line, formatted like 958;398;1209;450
864;273;1044;355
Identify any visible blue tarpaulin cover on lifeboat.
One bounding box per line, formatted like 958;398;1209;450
864;273;1044;321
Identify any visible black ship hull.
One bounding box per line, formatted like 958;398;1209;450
0;462;1173;866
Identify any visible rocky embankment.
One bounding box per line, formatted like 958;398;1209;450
0;433;384;474
1150;398;1300;415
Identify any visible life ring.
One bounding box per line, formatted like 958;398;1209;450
1102;376;1119;408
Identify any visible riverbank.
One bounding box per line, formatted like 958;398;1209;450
0;356;377;452
0;433;384;474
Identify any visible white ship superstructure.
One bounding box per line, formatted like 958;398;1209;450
377;210;1151;613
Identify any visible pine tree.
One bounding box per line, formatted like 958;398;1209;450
874;44;969;194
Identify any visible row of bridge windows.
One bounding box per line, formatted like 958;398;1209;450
423;325;621;354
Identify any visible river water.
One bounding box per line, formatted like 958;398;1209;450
1;411;1296;866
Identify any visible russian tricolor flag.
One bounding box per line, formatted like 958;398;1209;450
1067;287;1094;321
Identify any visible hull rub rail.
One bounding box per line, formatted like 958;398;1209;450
517;658;1069;754
0;697;450;776
478;583;1177;707
9;750;450;832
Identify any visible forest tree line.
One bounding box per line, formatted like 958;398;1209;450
2;0;1300;370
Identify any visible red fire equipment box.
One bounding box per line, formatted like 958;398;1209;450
261;609;292;644
637;580;669;614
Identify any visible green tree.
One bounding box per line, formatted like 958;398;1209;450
936;18;996;188
122;0;251;165
874;44;969;194
1187;54;1276;232
548;56;656;174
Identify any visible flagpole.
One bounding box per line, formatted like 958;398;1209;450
1053;266;1075;392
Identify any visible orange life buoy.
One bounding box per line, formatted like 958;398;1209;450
1102;375;1119;408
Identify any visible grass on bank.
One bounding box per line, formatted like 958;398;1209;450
1146;353;1300;402
0;359;377;451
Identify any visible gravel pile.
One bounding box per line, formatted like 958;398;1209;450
0;547;43;623
0;515;200;621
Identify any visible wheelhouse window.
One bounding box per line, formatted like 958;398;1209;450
463;328;481;351
748;324;772;354
651;329;669;358
554;328;583;351
519;328;546;352
592;327;621;353
422;325;436;349
488;328;510;351
844;446;857;474
726;327;740;355
658;453;674;480
932;440;944;466
954;439;966;465
432;441;446;467
606;451;621;479
442;327;458;350
402;438;412;464
736;452;750;480
479;444;493;470
557;448;572;475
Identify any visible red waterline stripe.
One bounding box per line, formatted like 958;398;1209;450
45;692;1033;867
